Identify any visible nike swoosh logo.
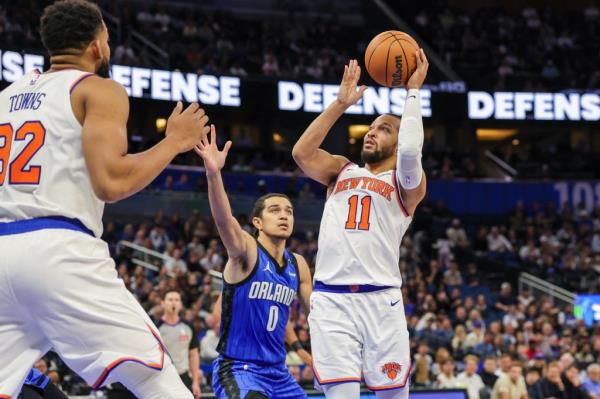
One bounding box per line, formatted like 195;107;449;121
391;300;401;307
408;95;416;99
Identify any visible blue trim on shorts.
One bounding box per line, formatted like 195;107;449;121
0;216;94;237
313;281;392;293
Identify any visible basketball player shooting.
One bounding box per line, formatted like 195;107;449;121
0;1;209;398
292;52;429;399
194;125;313;399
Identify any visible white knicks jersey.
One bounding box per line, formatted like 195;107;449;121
0;69;104;236
314;163;412;287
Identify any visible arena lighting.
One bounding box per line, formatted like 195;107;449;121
512;139;520;146
155;118;167;133
349;124;369;139
476;128;518;141
272;132;284;144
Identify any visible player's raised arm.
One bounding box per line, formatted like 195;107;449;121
397;49;429;215
80;77;210;203
292;60;367;186
194;125;255;265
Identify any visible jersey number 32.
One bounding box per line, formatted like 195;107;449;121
0;121;46;186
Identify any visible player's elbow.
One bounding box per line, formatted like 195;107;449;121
292;144;309;164
92;181;128;203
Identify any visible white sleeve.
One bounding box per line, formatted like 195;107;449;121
396;88;424;190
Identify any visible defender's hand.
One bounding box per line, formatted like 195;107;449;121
166;102;210;153
194;124;232;176
406;49;429;90
337;59;367;107
191;380;201;399
297;348;313;368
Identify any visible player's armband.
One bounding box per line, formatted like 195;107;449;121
397;89;423;190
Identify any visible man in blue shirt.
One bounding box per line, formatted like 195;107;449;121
583;363;600;399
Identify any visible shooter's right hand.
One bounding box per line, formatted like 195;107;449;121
336;59;368;107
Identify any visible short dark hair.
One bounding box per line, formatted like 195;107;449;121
251;193;291;237
162;290;181;300
40;0;104;56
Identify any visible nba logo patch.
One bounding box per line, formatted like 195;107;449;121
30;74;40;85
381;362;401;380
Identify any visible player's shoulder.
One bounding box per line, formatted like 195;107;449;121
291;252;310;271
76;75;128;99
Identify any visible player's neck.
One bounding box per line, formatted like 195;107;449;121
47;55;95;74
364;157;395;175
162;313;180;324
258;235;286;265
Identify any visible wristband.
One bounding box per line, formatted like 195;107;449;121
291;341;303;352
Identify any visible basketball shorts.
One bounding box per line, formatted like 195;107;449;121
308;284;411;392
212;355;307;399
0;218;167;398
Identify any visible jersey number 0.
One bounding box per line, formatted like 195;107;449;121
0;121;46;186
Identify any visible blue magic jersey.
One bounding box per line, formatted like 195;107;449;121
217;242;299;365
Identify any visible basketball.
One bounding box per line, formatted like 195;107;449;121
364;31;419;87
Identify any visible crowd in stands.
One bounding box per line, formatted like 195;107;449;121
3;1;599;90
28;186;600;397
403;0;600;90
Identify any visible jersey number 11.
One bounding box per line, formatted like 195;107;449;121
345;195;372;231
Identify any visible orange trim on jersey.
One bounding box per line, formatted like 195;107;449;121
0;395;12;398
91;324;165;389
333;161;354;187
366;359;412;391
391;169;410;217
312;360;361;385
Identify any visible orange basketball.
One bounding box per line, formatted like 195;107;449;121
364;31;419;87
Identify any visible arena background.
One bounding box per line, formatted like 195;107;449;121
2;0;600;398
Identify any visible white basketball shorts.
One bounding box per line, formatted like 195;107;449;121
308;285;411;392
0;221;166;398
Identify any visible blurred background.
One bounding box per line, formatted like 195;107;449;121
1;0;600;398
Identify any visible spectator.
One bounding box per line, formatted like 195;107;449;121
457;355;486;399
447;218;470;248
464;320;485;350
495;283;517;314
488;226;513;253
583;363;600;399
164;248;188;273
534;361;567;399
444;260;464;286
491;362;528;399
436;358;459;388
562;363;589;399
481;356;499;389
525;368;542;399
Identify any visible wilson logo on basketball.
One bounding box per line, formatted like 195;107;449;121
391;56;403;87
381;362;401;380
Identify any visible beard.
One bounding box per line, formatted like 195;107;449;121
361;144;395;164
96;57;111;78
